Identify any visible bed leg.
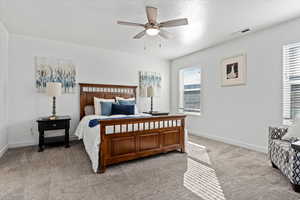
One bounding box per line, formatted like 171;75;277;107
180;148;185;153
99;166;106;173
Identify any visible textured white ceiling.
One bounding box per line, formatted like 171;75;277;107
1;0;300;59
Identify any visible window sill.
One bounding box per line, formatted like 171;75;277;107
283;119;293;126
182;112;201;117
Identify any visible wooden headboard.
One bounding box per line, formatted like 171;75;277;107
79;83;137;119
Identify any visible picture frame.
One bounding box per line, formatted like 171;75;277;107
139;71;162;97
221;54;246;86
35;56;76;93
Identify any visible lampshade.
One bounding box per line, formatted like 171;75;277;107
46;82;62;97
147;87;155;97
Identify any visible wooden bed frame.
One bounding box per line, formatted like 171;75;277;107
79;83;186;173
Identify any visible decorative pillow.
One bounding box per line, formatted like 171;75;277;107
116;97;138;114
118;99;135;105
282;119;300;141
84;105;95;116
116;96;135;103
100;102;113;116
94;97;115;115
111;103;135;115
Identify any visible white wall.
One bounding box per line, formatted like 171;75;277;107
0;21;9;156
8;34;170;147
171;18;300;153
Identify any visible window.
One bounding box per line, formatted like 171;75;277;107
178;67;201;114
283;42;300;124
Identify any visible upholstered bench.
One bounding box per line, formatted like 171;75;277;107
268;127;300;192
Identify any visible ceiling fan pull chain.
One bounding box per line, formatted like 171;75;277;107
159;37;162;48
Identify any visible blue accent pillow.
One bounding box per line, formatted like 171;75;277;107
111;103;135;115
100;102;113;116
118;99;135;105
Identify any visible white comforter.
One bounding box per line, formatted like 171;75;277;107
74;114;150;172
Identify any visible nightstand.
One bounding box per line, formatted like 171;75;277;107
143;111;169;116
37;116;71;152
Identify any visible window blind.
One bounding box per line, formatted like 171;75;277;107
283;42;300;123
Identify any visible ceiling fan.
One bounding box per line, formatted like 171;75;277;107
117;6;188;39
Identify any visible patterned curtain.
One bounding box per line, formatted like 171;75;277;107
139;71;162;97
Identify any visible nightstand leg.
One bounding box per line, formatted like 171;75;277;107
38;130;44;152
65;129;70;148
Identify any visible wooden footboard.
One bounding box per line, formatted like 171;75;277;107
98;115;186;173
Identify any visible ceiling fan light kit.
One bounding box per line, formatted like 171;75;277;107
146;28;160;36
117;6;189;40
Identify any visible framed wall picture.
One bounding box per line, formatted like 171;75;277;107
35;56;76;93
139;71;162;97
221;54;246;86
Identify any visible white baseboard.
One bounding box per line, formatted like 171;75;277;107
8;135;79;149
189;130;267;153
8;140;36;148
0;144;8;158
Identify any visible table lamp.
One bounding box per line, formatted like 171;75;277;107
147;86;155;113
46;82;62;120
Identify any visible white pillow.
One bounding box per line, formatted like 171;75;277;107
282;119;300;140
94;97;115;115
134;105;139;115
115;97;135;102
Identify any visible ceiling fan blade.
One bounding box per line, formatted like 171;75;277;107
159;18;188;28
117;21;144;27
146;6;157;23
133;30;146;39
159;30;173;39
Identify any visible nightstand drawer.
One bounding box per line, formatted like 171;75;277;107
39;121;67;130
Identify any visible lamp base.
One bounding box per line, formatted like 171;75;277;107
150;96;153;113
48;115;57;120
49;96;57;120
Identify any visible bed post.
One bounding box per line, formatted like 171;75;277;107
99;122;106;173
180;118;185;153
79;84;88;120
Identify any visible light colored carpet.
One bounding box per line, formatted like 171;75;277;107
0;135;299;200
